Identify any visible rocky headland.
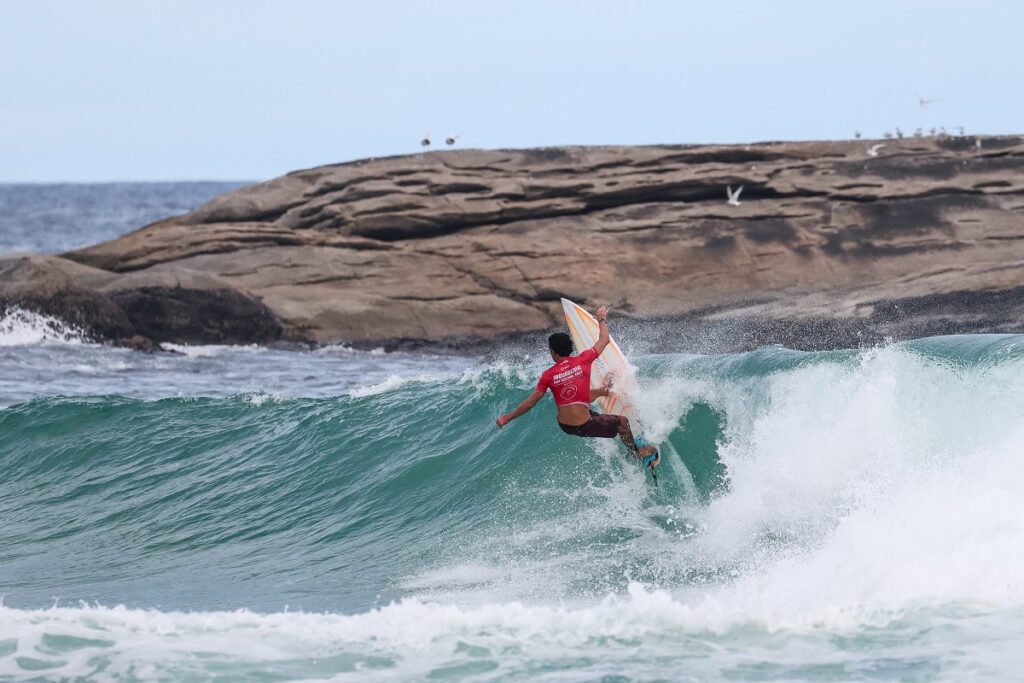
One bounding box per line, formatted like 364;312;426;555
2;136;1023;353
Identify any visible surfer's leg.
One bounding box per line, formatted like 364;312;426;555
617;416;656;459
617;417;639;456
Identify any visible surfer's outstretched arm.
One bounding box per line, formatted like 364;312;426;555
496;390;545;428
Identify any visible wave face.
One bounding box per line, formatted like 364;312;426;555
2;335;1024;679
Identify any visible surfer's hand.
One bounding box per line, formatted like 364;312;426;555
496;414;511;428
595;305;608;321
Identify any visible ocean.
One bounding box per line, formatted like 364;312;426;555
2;184;1024;681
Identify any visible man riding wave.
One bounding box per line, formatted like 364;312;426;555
496;305;659;468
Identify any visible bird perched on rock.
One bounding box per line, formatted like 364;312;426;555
883;131;893;139
854;131;862;139
867;143;886;157
421;134;431;147
726;185;743;206
895;127;904;139
445;135;459;146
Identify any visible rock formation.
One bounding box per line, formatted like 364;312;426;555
3;136;1023;352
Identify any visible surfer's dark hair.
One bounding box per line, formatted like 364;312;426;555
548;333;573;357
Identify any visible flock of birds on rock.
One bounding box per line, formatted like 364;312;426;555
855;125;967;140
853;94;976;148
421;134;458;148
415;96;974;208
724;92;966;208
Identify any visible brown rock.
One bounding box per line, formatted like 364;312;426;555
115;334;163;353
5;137;1024;349
97;269;282;345
0;253;131;340
0;253;280;346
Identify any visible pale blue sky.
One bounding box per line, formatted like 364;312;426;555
2;0;1021;181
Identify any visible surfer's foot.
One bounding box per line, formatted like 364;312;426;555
633;438;661;469
642;449;660;469
637;445;660;468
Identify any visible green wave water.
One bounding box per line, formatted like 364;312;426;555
2;334;1024;680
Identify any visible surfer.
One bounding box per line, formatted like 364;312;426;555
496;306;659;467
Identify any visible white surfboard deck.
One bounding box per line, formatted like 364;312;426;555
560;298;642;429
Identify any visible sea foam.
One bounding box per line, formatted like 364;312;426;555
3;586;1022;681
0;306;86;346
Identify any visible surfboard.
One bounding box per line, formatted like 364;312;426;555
560;298;646;434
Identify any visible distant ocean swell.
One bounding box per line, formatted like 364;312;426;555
2;335;1024;679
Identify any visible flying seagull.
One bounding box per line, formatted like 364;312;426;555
726;185;743;206
445;135;459;146
917;94;939;108
421;134;431;147
867;143;886;157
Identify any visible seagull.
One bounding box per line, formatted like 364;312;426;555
895;127;904;139
726;185;743;206
445;135;459;146
958;126;965;136
854;130;862;139
913;128;923;138
929;128;937;136
867;143;886;157
917;94;939;108
421;133;431;147
883;130;893;139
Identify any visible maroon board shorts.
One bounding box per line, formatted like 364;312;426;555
558;410;622;438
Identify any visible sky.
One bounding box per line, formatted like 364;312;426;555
1;0;1022;182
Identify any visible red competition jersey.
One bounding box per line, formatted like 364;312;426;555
536;348;599;407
